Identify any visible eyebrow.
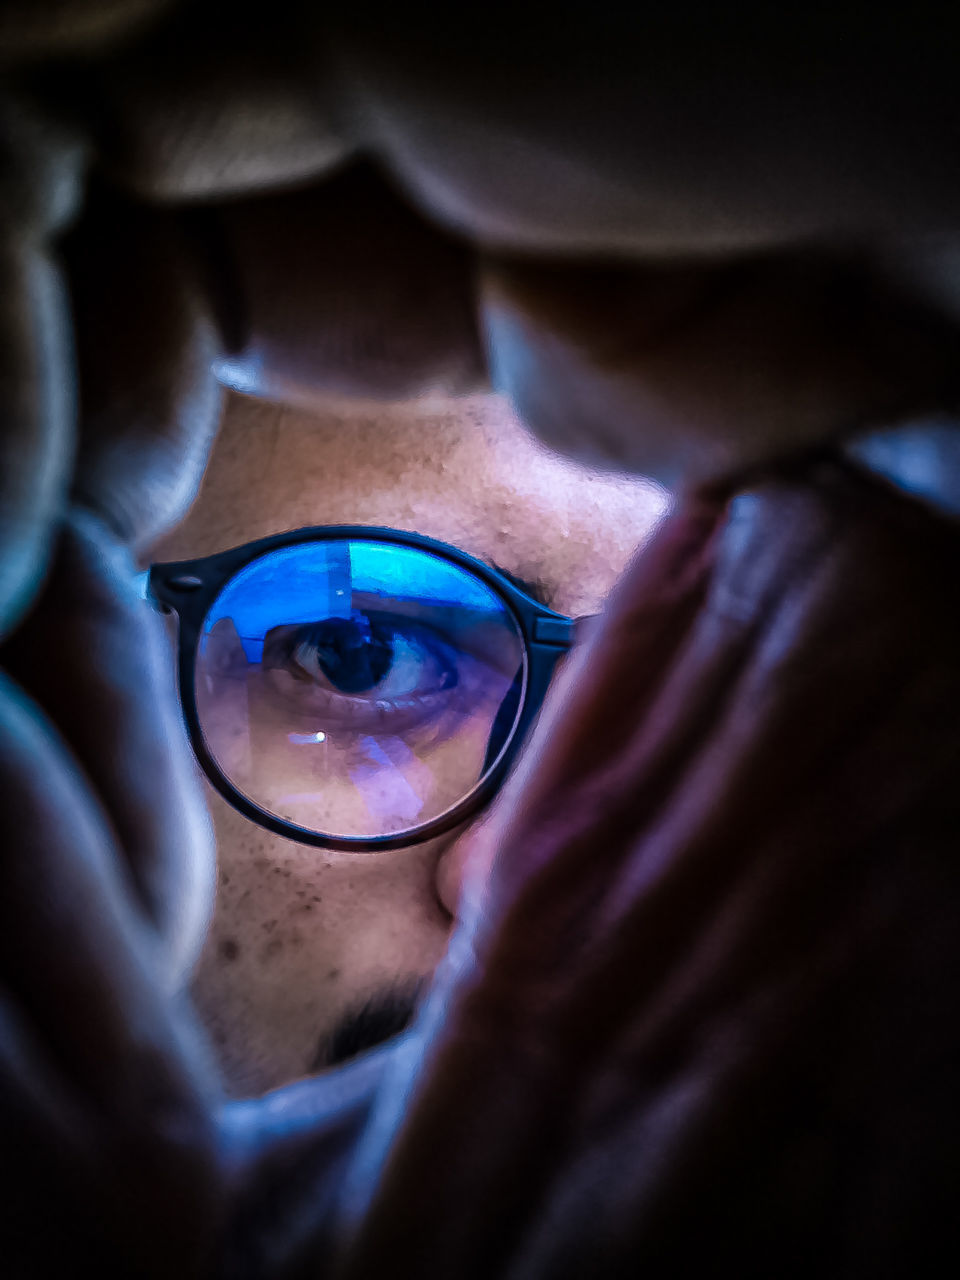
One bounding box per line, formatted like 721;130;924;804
491;562;553;609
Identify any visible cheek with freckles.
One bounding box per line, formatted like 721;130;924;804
189;788;453;1097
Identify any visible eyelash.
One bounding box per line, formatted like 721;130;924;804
273;614;455;684
259;614;466;736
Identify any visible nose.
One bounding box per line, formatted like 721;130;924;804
435;832;470;919
434;816;495;919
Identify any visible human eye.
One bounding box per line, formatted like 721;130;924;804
260;610;464;735
192;541;530;840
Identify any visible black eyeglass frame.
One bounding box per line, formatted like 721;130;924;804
149;525;577;852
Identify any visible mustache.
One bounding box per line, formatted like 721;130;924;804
311;979;425;1072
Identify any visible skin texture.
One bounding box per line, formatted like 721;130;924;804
155;390;665;1095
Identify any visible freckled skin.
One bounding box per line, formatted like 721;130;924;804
155;390;665;1096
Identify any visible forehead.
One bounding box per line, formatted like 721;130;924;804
158;392;667;617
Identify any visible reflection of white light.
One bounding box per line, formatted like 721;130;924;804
287;731;326;745
212;354;263;394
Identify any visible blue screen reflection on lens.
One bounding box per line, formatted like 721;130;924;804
195;539;526;840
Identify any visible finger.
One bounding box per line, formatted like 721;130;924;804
0;981;214;1275
78;0;351;200
218;1048;389;1277
126;167;960;492
211;165;483;404
473;470;960;1277
63;180;224;550
330;496;722;1240
0;985;97;1273
0;93;85;636
330;8;960;254
11;177;225;981
2;508;215;987
0;671;222;1273
0;0;171;63
32;7;960;494
480;250;960;486
0;242;73;636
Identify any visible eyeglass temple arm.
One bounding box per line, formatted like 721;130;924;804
529;613;600;651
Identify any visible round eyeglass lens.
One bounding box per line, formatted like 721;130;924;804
194;539;526;841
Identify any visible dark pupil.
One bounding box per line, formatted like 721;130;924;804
301;614;394;693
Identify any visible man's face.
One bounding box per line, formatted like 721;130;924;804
156;390;665;1096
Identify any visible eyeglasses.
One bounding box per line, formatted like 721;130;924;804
149;526;578;851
